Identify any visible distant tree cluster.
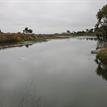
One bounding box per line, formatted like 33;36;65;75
67;28;94;36
23;27;33;34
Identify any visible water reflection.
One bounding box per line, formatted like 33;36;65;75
0;43;31;50
95;37;107;81
25;44;30;48
0;38;106;107
78;36;98;41
96;63;107;81
0;37;97;50
0;41;47;50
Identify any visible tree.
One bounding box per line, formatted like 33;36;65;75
23;27;33;34
28;29;33;33
66;30;71;34
95;4;107;39
25;27;28;31
0;29;2;34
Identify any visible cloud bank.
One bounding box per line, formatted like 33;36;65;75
0;0;106;33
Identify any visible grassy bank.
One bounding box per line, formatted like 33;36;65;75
0;33;71;44
96;48;107;65
0;33;46;43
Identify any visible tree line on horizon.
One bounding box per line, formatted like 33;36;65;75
0;4;107;37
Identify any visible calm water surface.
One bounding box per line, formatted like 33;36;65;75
0;38;106;107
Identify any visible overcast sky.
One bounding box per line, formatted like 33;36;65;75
0;0;106;34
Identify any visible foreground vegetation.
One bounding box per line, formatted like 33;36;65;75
96;48;107;81
96;48;107;65
95;4;107;69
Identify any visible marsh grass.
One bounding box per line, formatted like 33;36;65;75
0;33;71;44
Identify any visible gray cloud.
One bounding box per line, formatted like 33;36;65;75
0;0;106;33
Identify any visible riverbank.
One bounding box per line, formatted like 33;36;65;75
96;48;107;64
0;33;71;43
96;41;107;69
0;32;97;43
0;33;71;49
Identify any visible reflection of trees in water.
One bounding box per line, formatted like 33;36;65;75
0;44;31;50
0;40;48;50
95;37;107;80
78;37;98;41
96;39;104;49
96;64;107;81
